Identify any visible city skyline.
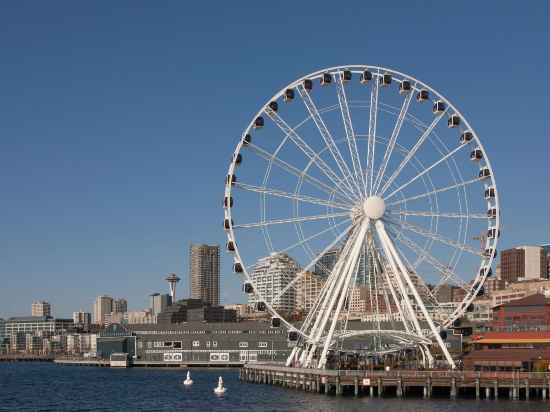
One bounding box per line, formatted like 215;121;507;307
1;2;550;317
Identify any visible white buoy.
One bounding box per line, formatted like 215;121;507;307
183;370;193;386
213;376;226;395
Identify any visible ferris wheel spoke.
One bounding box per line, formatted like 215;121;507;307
234;182;352;211
373;90;414;194
384;143;466;201
388;209;488;219
335;71;364;193
264;108;360;201
385;217;482;257
365;73;380;196
246;142;355;205
233;211;349;229
297;85;363;199
379;109;447;196
270;221;354;304
387;176;483;208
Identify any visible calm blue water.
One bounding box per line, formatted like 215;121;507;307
0;363;549;412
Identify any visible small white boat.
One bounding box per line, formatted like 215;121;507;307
183;370;193;386
213;376;226;395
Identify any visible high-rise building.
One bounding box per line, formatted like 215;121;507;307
542;244;550;279
150;293;172;318
314;248;339;277
501;246;549;283
113;298;128;313
296;271;325;314
189;244;220;305
92;295;113;325
248;252;300;314
72;311;92;327
31;301;51;317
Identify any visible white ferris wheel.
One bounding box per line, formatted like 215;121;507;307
223;65;500;369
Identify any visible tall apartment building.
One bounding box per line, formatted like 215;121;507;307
189;244;220;305
296;271;325;313
113;298;128;313
500;246;549;283
72;310;92;327
31;301;51;317
248;252;300;314
92;295;113;325
150;293;172;318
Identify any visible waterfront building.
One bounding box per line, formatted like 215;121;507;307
93;295;113;325
113;298;128;313
5;316;73;337
490;279;550;307
492;293;550;332
500;246;549;283
248;253;300;315
465;331;550;371
31;301;51;317
72;310;92;328
223;303;250;319
189;244;220;305
296;271;325;314
150;293;172;319
465;298;493;323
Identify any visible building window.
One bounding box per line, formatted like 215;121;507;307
213;341;218;348
258;342;268;348
192;341;200;347
238;342;248;348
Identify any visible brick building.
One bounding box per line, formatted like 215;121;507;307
492;293;550;332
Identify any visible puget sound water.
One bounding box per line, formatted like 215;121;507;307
1;363;549;412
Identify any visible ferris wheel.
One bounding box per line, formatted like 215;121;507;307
223;65;500;369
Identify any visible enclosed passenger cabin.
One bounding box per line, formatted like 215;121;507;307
223;218;233;230
243;282;254;294
440;330;448;340
399;80;411;94
255;301;266;311
226;174;236;185
448;114;460;128
479;167;491;179
416;89;429;102
254;116;264;129
470;148;483;161
223;196;233;208
466;304;474;313
303;79;313;91
226;240;236;252
484;187;496;199
480;267;493;277
380;73;392;86
283;88;295;101
242;134;251;146
484;248;497;259
268;101;278;112
233;153;242;165
433;100;446;114
487;227;500;239
320;72;332;86
460;131;473;144
360;70;372;84
487;208;497;219
453;319;461;328
271;317;281;328
477;286;485;297
287;331;298;341
341;70;352;82
233;262;244;273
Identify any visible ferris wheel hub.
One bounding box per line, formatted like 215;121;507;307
363;196;385;220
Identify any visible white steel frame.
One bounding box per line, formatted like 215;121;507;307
223;65;500;369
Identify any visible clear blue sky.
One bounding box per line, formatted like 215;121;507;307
1;1;549;317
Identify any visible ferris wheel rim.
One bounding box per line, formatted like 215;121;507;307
224;64;500;346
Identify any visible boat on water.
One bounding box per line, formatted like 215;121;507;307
214;376;226;395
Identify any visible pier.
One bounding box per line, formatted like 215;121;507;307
240;364;550;400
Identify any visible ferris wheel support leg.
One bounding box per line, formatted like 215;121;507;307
317;221;369;369
303;228;362;367
376;220;456;369
285;346;299;367
419;344;434;368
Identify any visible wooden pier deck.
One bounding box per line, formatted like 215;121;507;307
240;363;550;400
